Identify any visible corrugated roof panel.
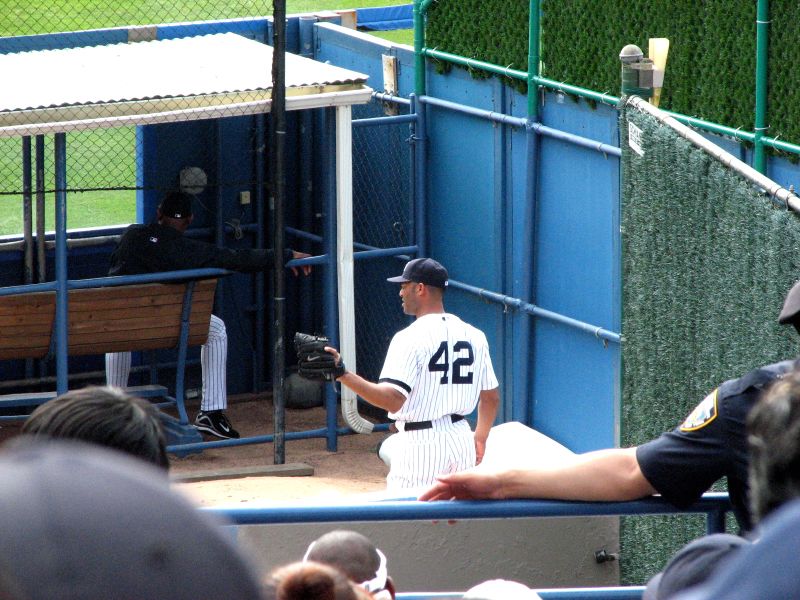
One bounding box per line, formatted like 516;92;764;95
0;32;372;136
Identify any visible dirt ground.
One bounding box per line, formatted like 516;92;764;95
0;394;391;507
170;395;391;506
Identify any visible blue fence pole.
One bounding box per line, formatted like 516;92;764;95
412;94;427;256
254;114;267;390
323;107;339;452
54;133;69;394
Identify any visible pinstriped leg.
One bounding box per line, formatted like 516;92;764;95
201;315;227;412
387;422;476;491
105;352;131;388
448;422;476;473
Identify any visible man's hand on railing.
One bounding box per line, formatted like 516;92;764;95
418;471;505;501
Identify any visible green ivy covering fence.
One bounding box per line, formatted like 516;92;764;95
425;0;800;150
619;101;800;584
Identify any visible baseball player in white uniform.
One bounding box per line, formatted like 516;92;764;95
325;258;500;491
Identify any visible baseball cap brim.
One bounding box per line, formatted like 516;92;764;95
386;275;411;283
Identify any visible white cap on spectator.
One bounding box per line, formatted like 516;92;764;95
463;578;542;599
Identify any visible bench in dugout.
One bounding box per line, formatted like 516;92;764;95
0;275;219;446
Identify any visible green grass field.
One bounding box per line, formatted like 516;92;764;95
0;1;411;235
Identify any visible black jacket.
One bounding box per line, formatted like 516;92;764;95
109;223;289;276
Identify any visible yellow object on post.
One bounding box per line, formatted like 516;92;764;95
648;38;670;108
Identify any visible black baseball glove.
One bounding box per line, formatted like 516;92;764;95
294;332;346;382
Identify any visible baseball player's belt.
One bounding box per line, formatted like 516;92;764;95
402;414;465;431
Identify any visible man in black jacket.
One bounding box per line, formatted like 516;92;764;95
106;191;309;439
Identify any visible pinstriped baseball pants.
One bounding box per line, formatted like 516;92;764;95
105;314;227;412
387;419;475;491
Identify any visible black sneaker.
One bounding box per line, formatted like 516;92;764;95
194;410;240;439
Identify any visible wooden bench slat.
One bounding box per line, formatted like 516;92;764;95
68;288;216;313
0;291;55;358
0;322;55;336
68;324;208;351
67;299;215;317
0;278;217;361
0;338;52;360
0;292;56;311
69;309;211;330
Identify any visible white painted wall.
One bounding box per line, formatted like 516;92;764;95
237;516;619;593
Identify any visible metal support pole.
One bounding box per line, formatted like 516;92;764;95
754;0;769;173
174;282;196;423
413;1;425;96
513;0;541;425
254;115;266;390
413;95;427;256
35;136;46;283
323;108;339;452
54;133;69;394
22;138;33;285
22;137;34;379
298;14;316;332
272;0;288;465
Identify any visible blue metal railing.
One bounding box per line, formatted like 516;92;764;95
208;492;731;534
397;589;644;600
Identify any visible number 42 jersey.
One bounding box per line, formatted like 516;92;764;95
379;313;499;422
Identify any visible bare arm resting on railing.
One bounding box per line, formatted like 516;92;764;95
418;447;656;502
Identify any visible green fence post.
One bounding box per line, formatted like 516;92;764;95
754;0;769;174
527;0;540;120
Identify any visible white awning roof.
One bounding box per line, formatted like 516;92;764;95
0;32;372;137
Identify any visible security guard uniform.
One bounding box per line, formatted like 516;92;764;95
636;358;800;531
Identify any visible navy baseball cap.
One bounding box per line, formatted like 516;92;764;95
387;258;449;288
159;191;193;219
642;533;748;600
0;438;262;600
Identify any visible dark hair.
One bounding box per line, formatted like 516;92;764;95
22;386;168;469
264;561;367;600
747;370;800;523
305;530;381;584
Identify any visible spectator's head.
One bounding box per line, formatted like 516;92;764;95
0;439;262;600
264;561;375;600
157;191;194;232
303;530;394;599
463;579;541;600
747;369;800;523
642;533;748;600
22;385;169;470
778;279;800;334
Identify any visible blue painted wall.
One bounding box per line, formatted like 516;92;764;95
317;22;621;450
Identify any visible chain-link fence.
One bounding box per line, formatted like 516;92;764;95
1;4;415;406
0;2;283;235
351;102;413;384
0;2;273;38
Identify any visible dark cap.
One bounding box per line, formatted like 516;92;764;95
642;533;747;600
0;439;262;600
159;191;193;219
779;280;800;325
387;258;449;288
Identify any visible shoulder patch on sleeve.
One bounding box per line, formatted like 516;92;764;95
680;389;719;432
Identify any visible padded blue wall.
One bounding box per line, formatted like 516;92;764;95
317;23;621;450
